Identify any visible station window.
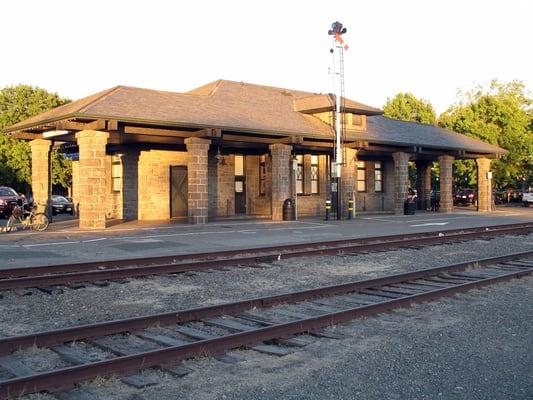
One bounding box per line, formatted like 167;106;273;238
235;154;244;176
259;155;266;195
111;155;123;192
311;155;319;194
356;161;366;192
295;155;304;194
375;161;383;192
351;114;363;127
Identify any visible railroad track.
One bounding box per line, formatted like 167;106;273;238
0;251;531;399
1;223;532;293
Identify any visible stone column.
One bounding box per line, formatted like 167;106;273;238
76;130;109;229
438;155;455;213
185;137;211;224
415;161;432;210
392;152;410;215
269;143;292;220
29;139;52;216
340;148;358;218
476;158;492;212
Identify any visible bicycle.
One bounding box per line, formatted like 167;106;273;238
6;204;49;232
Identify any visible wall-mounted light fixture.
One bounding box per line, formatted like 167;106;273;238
43;130;69;139
215;147;227;165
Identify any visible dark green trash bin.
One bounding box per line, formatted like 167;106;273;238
404;200;416;215
283;198;296;221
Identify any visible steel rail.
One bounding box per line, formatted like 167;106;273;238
1;251;531;355
1;224;532;291
0;254;531;398
1;222;531;279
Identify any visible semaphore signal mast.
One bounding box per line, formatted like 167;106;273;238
328;21;348;219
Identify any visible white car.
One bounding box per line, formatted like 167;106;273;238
523;191;533;207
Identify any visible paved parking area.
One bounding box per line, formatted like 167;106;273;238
0;207;531;268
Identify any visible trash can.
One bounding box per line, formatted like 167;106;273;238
283;198;296;221
404;200;416;215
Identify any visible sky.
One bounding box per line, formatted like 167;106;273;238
1;0;531;114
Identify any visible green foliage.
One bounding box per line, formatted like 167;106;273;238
0;133;31;192
0;85;70;191
51;150;72;189
0;85;70;131
439;80;533;189
383;93;437;125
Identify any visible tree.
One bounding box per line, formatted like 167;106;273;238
439;80;533;190
0;85;70;192
383;93;437;125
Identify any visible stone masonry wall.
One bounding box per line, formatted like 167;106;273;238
75;130;108;229
416;161;432;210
439;155;455;213
340;148;357;218
29;139;51;216
354;160;393;213
137;149;187;220
269;143;292;220
392;152;411;215
245;155;271;216
215;154;236;217
105;155;123;220
185;137;211;224
477;157;492;212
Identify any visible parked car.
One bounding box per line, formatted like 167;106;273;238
0;186;20;218
523;191;533;207
454;189;476;205
493;191;506;205
51;195;75;215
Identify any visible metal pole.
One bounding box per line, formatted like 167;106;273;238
294;158;298;221
48;141;53;223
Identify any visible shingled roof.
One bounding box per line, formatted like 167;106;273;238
359;116;507;155
6;80;375;136
5;80;506;155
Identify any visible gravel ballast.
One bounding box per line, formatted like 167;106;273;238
1;233;531;399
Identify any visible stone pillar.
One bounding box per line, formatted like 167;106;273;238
340;148;357;218
476;158;492;212
29;139;52;216
185;137;211;224
392;152;410;215
76;130;109;229
438;155;455;213
269;143;292;220
415;161;432;210
71;160;80;216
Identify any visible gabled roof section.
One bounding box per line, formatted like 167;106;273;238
3;80;507;156
294;94;383;115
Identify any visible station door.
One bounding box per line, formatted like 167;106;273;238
170;166;188;218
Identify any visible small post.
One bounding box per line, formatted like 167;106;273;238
348;198;354;219
325;199;332;221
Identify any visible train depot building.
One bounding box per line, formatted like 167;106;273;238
5;80;506;229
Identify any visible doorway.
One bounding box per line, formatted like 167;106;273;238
170;166;188;219
235;155;246;214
